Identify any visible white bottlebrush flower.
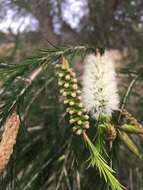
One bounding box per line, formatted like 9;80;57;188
82;51;119;119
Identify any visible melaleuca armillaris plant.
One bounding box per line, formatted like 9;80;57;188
81;50;143;188
55;56;123;190
0;46;142;190
82;51;119;154
81;51;143;148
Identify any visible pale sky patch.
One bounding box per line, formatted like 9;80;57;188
0;8;38;33
62;0;88;28
0;0;88;33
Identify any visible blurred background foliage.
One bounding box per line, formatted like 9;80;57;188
0;0;143;189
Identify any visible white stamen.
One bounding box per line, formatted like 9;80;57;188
82;51;119;119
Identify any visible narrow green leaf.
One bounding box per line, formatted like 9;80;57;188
84;133;124;190
118;131;141;158
119;124;143;134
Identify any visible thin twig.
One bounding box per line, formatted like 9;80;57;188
63;167;72;190
23;77;53;120
129;168;134;190
8;65;44;115
118;74;141;122
55;140;72;190
76;170;81;190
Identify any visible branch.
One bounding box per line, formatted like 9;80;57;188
118;74;141;122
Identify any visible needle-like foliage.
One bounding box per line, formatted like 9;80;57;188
0;45;142;190
84;133;124;190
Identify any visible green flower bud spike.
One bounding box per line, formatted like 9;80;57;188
55;56;90;134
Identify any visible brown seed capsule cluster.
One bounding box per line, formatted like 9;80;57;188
55;58;90;135
0;112;20;172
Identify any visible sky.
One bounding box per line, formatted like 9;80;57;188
0;0;88;34
0;9;38;33
62;0;88;28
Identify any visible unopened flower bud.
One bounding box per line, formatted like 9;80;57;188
77;96;82;100
84;122;90;129
64;83;69;88
64;100;69;104
58;73;64;78
69;119;75;124
84;115;89;119
62;92;67;96
72;127;77;132
69;101;74;106
70;71;76;77
60;89;64;94
72;78;77;83
75;129;83;135
77;90;81;94
77;111;82;116
77;120;82;125
79;103;83;108
72;84;78;90
83;108;87;112
71;92;76;97
65;75;70;80
69;110;74;114
66;108;70;112
58;81;63;86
